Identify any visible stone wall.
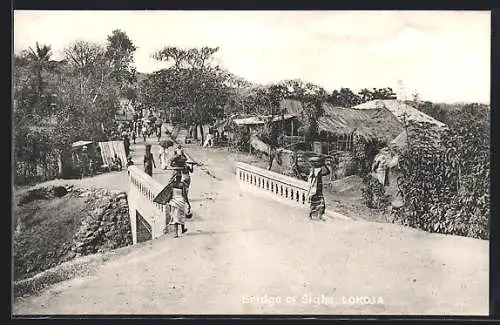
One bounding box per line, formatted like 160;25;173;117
71;188;133;257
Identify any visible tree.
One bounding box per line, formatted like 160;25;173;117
105;29;137;88
415;101;448;124
252;83;289;170
150;46;229;145
371;87;397;100
20;42;58;116
358;88;373;103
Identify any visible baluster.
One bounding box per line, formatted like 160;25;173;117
291;189;294;200
296;190;300;202
271;182;274;192
266;180;269;190
302;192;306;204
285;187;288;198
280;185;283;196
258;177;261;188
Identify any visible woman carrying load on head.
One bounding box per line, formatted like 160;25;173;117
306;156;331;221
166;172;191;238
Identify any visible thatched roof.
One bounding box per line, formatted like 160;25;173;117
318;106;403;141
353;99;446;128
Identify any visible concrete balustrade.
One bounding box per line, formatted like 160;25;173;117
235;162;349;220
128;165;169;244
235;162;309;208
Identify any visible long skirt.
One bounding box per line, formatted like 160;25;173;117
159;153;167;169
145;165;153;177
169;199;186;225
309;194;326;218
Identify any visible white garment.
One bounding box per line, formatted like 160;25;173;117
203;134;214;147
306;168;322;199
158;147;167;169
371;156;388;185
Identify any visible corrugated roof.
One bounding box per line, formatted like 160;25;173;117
233;114;295;126
353;99;446;128
72;140;93;148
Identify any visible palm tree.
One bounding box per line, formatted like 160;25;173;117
358;88;373;103
24;42;56;115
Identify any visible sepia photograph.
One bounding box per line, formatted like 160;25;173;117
12;10;490;316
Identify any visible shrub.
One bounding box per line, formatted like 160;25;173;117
232;127;250;152
391;108;489;240
361;174;391;210
353;136;390;209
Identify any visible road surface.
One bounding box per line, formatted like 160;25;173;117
13;128;489;315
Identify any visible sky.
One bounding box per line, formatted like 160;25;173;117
13;10;490;104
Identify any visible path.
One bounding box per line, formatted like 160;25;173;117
13;127;489;315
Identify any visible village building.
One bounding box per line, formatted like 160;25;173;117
279;98;446;181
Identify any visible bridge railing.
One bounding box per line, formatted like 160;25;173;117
128;165;169;244
235;162;309;208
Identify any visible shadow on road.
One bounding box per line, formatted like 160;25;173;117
184;228;263;237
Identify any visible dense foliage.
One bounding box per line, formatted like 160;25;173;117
13;30;137;185
391;105;489;239
352;136;390;210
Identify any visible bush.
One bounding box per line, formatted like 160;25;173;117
232;127;250;152
361;174;391;210
391;109;489;240
352;136;387;176
353;136;390;210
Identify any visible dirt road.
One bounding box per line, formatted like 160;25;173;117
13;129;489;315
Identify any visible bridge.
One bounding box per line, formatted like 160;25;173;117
13;132;489;315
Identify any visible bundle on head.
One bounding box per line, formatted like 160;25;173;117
309;156;325;167
171;154;188;167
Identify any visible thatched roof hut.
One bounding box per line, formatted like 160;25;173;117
319;104;403;142
279;99;404;143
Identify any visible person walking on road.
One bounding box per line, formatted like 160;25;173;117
306;156;330;221
143;144;156;177
158;144;168;170
124;135;130;157
132;129;136;144
166;172;190;238
142;125;147;142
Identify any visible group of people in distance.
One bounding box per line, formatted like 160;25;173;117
138;124;332;235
